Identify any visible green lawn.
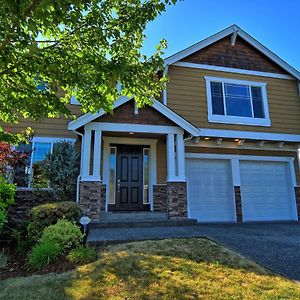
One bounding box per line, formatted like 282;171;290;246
1;238;299;299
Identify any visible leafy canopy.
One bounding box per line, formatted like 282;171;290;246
0;0;177;142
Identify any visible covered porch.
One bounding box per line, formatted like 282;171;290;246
68;97;199;222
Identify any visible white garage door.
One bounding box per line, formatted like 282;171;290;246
240;161;297;221
186;158;236;222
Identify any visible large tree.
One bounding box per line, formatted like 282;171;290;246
0;0;176;142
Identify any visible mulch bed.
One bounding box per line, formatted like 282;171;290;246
0;250;78;281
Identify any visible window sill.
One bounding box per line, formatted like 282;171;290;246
208;115;271;127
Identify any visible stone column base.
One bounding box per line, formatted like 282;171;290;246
79;181;106;222
153;184;167;212
166;182;187;220
234;186;243;223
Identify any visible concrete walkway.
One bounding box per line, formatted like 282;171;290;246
88;222;300;280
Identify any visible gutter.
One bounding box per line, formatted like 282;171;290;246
74;130;84;203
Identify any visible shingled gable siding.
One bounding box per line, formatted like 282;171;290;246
167;66;300;134
181;36;288;74
93;100;177;126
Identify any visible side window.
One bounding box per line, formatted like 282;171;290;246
30;142;52;188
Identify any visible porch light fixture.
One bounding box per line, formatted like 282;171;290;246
204;137;210;140
129;132;134;135
234;138;239;142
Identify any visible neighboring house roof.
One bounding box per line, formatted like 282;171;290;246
164;24;300;80
68;96;200;136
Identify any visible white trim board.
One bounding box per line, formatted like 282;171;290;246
174;62;294;80
102;137;157;212
164;24;300;81
198;128;300;143
85;123;184;134
68;96;199;136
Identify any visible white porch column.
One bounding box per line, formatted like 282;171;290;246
82;129;92;179
92;130;102;181
167;133;176;181
176;133;185;181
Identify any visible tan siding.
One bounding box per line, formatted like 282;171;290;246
185;146;300;185
168;66;300;134
156;138;166;183
1;104;82;138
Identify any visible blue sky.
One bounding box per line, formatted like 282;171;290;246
143;0;300;71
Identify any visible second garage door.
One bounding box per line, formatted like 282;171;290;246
186;158;236;222
240;160;297;221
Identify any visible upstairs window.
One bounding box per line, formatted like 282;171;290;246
205;76;270;126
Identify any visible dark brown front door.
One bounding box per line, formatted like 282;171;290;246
115;145;144;211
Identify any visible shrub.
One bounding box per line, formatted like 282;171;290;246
67;246;97;265
43;141;80;201
40;219;84;252
28;239;62;270
27;201;81;241
0;176;15;232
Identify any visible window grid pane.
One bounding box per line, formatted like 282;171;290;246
251;86;265;118
211;82;225;115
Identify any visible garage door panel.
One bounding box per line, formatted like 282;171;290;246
240;161;296;221
186;159;236;222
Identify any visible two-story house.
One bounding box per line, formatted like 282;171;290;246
10;25;300;223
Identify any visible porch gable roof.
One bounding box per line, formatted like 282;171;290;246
68;96;200;136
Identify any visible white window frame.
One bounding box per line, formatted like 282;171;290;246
205;76;271;127
27;137;76;188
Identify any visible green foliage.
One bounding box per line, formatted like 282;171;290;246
0;0;177;142
40;219;83;252
67;246;97;265
10;223;34;256
44;141;80;201
0;176;15;232
27;201;81;242
28;239;62;270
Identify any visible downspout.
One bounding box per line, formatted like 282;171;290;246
74;130;84;203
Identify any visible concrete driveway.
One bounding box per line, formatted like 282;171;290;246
199;222;300;281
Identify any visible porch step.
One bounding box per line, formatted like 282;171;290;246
99;212;169;222
89;218;198;230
